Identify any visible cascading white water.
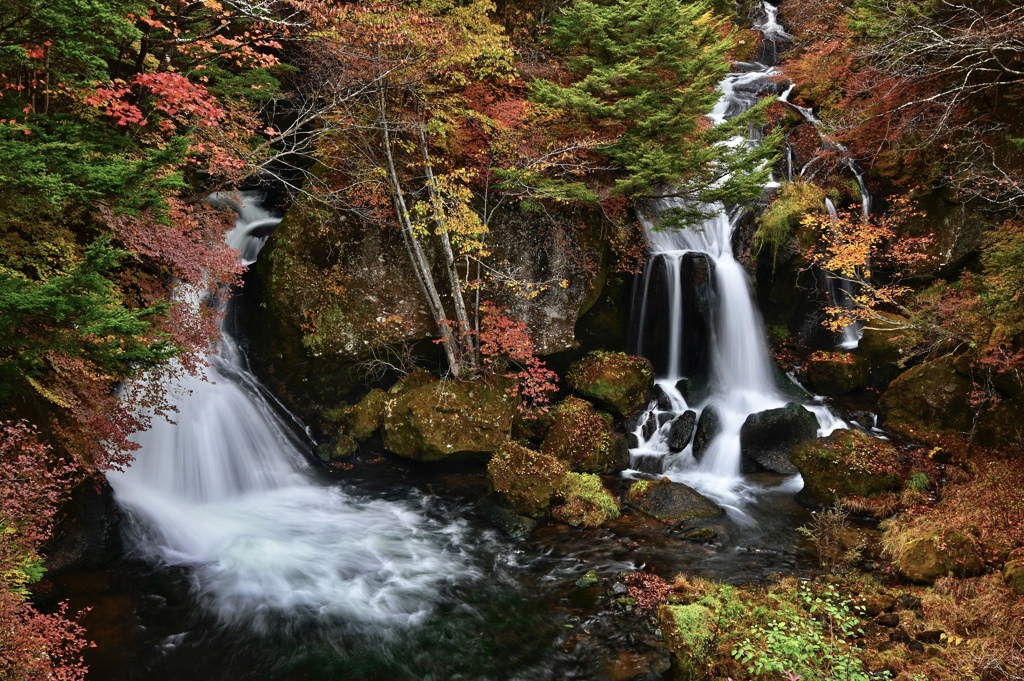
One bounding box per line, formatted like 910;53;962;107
108;193;476;633
627;2;845;517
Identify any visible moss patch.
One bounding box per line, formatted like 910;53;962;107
541;396;626;473
566;351;654;416
487;443;568;517
790;429;903;507
552;472;621;527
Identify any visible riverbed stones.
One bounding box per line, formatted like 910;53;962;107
566;351;654;417
897;530;985;583
804;351;869;396
668;411;697;453
487;443;568;518
626;478;722;522
692;405;721;461
382;376;517;461
542;396;629;474
739;402;818;474
789;429;902;507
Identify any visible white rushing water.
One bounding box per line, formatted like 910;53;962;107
627;2;846;518
108;193;476;634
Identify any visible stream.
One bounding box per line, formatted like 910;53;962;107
48;3;843;679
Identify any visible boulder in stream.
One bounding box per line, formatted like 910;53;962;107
551;472;621;528
542;396;629;474
877;356;974;445
692;405;721;462
566;351;654;417
668;411;697;453
382;376;517;461
626;478;722;522
789;429;902;507
739;402;818;474
487;443;568;518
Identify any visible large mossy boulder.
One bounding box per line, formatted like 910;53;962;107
566;351;654;417
658;603;717;681
344;388;389;441
551;473;621;528
878;357;973;442
626;478;722;522
382;377;517;461
541;397;628;473
1004;554;1024;595
739;402;818;474
897;530;985;584
789;429;902;507
803;351;869;396
487;443;569;518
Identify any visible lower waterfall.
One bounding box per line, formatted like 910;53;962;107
106;194;476;634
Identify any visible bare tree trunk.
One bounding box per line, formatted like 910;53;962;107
377;80;463;376
417;123;477;368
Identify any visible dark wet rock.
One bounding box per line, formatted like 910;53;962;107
790;429;902;507
567;351;654;417
854;593;896;617
876;613;900;628
692;405;722;462
487;443;568;518
890;629;913;645
898;530;985;584
739;402;817;474
679;253;716;386
542;396;628;474
682;527;717;542
858;312;916;385
878;357;973;443
626;478;723;523
382;376;518;461
668;411;697;453
908;640;926;654
652;384;673;411
896;593;922;613
478;495;540;538
804;351;869;396
641;413;658;440
612;582;629;596
657;412;673;428
625;433;640;449
44;477;122;575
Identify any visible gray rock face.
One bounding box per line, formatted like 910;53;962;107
668;410;697;453
739;402;818;474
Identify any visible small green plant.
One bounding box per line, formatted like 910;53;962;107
732;585;883;681
906;471;930;494
797;508;863;572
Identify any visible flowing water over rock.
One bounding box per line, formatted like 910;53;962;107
108;194;482;635
626;2;846;519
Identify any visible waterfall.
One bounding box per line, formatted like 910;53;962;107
627;2;845;517
107;193;475;634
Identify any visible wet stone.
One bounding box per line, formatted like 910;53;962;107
667;411;697;453
652;385;673;412
692;405;722;462
575;569;599;588
916;630;944;644
875;613;900;628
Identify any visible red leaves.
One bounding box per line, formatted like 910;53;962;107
86;73;224;131
478;302;559;412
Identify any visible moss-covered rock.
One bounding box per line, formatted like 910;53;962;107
789;429;902;507
541;397;628;473
1004;557;1024;595
897;530;985;584
477;495;539;538
381;377;517;461
804;351;869;396
878;357;973;442
487;443;569;518
627;478;722;522
552;472;621;527
566;351;654;417
344;388;388;441
658;603;717;681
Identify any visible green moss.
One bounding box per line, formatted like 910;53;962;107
658;603;716;679
552;472;621;527
487;443;569;517
755;181;828;263
541;397;624;473
906;471;930;494
790;429;902;507
566;351;654;416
